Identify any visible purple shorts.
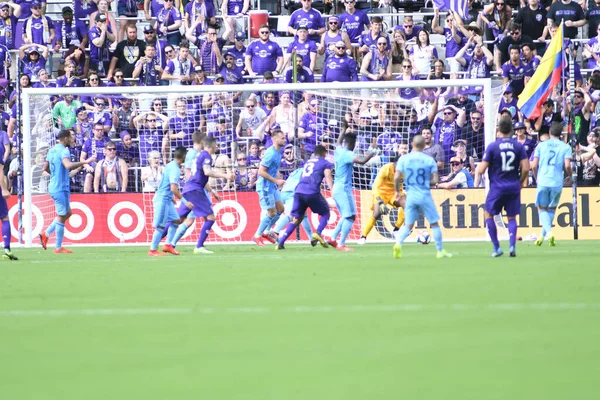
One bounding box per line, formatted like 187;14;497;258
180;189;213;218
290;193;330;218
485;191;521;217
0;195;7;219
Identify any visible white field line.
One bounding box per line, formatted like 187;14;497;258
1;303;599;317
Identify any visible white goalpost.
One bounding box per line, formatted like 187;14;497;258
19;78;499;248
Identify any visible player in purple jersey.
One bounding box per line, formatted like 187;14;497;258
277;145;334;250
174;136;235;254
475;117;530;258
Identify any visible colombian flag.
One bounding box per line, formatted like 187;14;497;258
517;23;564;120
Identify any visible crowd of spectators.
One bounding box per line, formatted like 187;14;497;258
5;0;600;195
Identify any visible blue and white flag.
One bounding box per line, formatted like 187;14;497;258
433;0;469;20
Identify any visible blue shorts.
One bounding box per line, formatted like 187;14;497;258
182;189;213;218
485;191;521;217
404;195;439;225
290;193;330;218
281;191;294;215
536;186;563;208
0;195;7;219
50;191;70;216
153;199;180;228
180;196;196;219
258;188;282;210
333;189;356;218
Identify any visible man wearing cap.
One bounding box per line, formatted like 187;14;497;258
0;2;21;50
22;0;54;48
73;106;92;144
133;42;162;87
52;94;82;129
245;24;283;77
456;34;493;81
498;88;522;124
513;121;537;159
184;0;216;39
107;24;145;80
322;40;358;82
228;31;247;75
54;6;87;63
284;25;317;72
217;50;243;85
142;25;168;74
89;13;116;77
461;109;484;161
287;0;325;44
116;131;140;169
432;103;465;165
19;43;47;79
279;144;304;181
446;87;477;121
437;156;474;189
338;0;370;45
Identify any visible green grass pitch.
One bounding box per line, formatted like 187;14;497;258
1;241;600;399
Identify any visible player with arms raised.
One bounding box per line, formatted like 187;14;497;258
531;122;571;247
393;135;452;259
358;158;406;245
277;145;334;250
148;146;191;257
40;129;96;254
475;117;529;257
327;129;375;252
253;125;287;246
173;136;235;254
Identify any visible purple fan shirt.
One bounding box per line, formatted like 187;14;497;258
433;119;462;162
23;16;54;45
443;28;466;58
338;9;371;43
288;8;325;43
138;127;163;166
321;55;358;82
246;40;283;75
286;39;317;68
501;61;528;96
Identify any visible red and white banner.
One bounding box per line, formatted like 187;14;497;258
7;192;362;245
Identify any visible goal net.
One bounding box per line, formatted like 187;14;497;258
19;79;501;248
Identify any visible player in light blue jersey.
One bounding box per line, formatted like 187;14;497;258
326;129;375;252
39;129;96;254
148;146;192;256
393;135;452;259
531;122;572;247
253;126;287;246
170;131;204;247
269;167;315;245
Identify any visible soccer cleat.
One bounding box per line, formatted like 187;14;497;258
393;243;401;259
53;247;73;254
252;236;266;246
148;250;167;257
491;248;504;258
548;236;556;247
535;237;544;247
310;239;318;247
312;232;329;248
3;249;18;260
39;232;48;250
337;245;354;252
162;244;180;255
325;236;338;248
436;250;452;259
509;246;516;257
357;236;367;245
276;243;285;251
193;247;214;254
262;232;277;244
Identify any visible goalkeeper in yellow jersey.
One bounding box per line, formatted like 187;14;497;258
357;158;406;245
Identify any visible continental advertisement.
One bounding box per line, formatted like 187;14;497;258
360;188;600;241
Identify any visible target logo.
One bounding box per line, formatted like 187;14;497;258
212;200;247;239
310;208;339;237
9;203;44;239
64;202;95;240
107;201;145;241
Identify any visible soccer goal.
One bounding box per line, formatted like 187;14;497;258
19;78;501;248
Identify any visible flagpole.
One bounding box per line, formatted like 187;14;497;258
567;40;579;240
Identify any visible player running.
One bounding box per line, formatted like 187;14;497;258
253;126;287;246
0;131;16;260
327;129;375;252
277;145;335;250
357;159;406;245
269;167;316;245
531;122;571;247
173;136;235;254
148;146;191;257
474;117;529;257
40;129;96;253
393;135;451;259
